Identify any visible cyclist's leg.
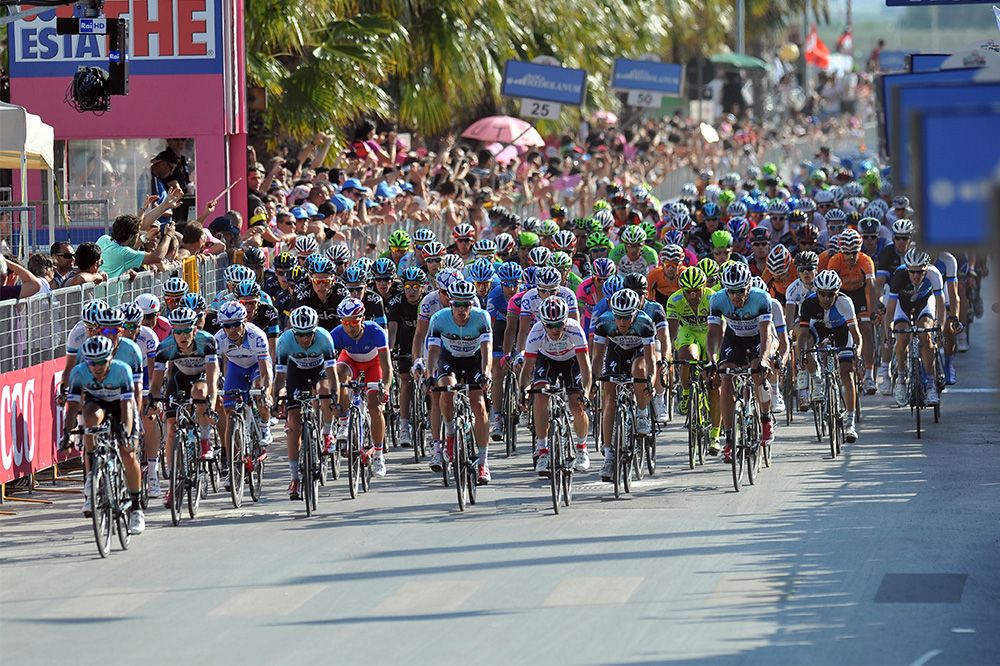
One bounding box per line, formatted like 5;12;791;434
397;354;413;440
632;354;651;411
221;361;253;459
917;312;937;377
334;362;354;439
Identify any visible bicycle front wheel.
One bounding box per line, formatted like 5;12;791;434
229;416;246;509
347;408;362;499
611;412;624;499
549;413;562;515
169;436;184;526
91;464;112;558
732;400;746;492
455;422;467;512
114;468;131;551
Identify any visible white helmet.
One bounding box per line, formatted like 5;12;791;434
720;261;752;291
814;269;842;292
609;288;642;316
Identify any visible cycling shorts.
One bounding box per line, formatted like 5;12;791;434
531;356;583;392
491;317;506;358
719;330;761;367
845;287;869;319
164;370;207;417
603;345;644;377
395;352;413;375
223;361;261;408
337;350;382;389
285;365;326;410
894;299;935;325
807;323;856;362
434;352;486;388
674;328;708;358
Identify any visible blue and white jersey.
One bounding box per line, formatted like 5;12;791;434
592;311;656;351
331;322;388;363
589;297;610;336
417;291;482;322
154;331;219;376
708;288;772;337
770;297;786;334
135;326;159;365
641;299;668;331
486;284;510;323
215;323;270;369
275;328;337;372
427;308;492;358
65;320;88;355
519;286;579;325
887;265;944;312
396;251;419;276
66;359;135;403
798;292;856;329
76;338;143;385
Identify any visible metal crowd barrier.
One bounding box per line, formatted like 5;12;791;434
0;254;229;373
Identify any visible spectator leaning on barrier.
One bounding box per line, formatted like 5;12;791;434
64;242;107;287
176;222;226;260
0;254;47;301
50;242;75;288
209;215;243;260
27;253;56;292
97;214;174;279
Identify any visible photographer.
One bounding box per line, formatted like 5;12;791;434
97;213;174;278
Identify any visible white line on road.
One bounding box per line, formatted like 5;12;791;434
209;584;325;617
374;581;480;614
910;649;943;666
944;388;1000;393
543;576;643;607
46;588;166;618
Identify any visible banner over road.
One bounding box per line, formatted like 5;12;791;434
501;60;587;106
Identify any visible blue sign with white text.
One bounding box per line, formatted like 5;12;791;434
893;81;1000;189
915;107;1000;248
611;59;684;96
879;51;908;73
501;60;587;106
878;67;980;157
909;53;950;72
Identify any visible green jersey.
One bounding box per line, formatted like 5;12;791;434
665;288;712;335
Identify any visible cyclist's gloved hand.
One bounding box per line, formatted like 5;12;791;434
412;357;425;375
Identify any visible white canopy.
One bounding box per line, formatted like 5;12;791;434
0;101;54;171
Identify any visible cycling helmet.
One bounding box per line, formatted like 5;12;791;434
704;185;721;203
181;293;207;312
825;208;847;227
324;245;349;264
494;233;515;255
795;251;820;270
538;220;560;238
639;221;656;242
829;185;845;203
233;265;255;283
594;210;615;232
82;299;109;325
660;244;685;263
631;185;650;202
522;266;539;289
295;235;319;256
622;272;648;296
814;270;842;292
867;198;889;214
337;297;365;319
163;276;189;297
592;257;617;278
891;218;915;236
121;303;144;325
343;265;367;285
602;274;624;299
701;202;720;220
534;266;562;289
839;228;863;253
305;254;334;274
447;280;476;301
521;217;540;233
679;267;707;291
548;251;573;272
274;251;296;270
669;201;690;219
610;288;642;316
473;239;497;257
234;279;262;301
727;202;748;218
892;196;910;210
401;266;427;284
552;230;576;253
441;254;465;271
81;336;114;363
680;183;698;198
698;257;720;281
570;217;591;231
711;230;733;249
531;296;568;328
132;295;159;317
768;200;790;216
720;261;752;290
352;257;374;275
727;217;751;241
223;264;243;283
904;248;930;269
94;306;125;328
452;223;475;240
748;198;768;215
421;241;446;258
586;233;614;251
846;210;862;227
435;267;464;291
798;197;817;214
388;229;411;249
496;262;523;284
789;210;809;227
797;223;819;243
663;230;686;247
527;246;552;267
372;257;396;279
289;306;319;333
843;182;864;198
289;265;306;282
620;225;647;244
218;301;248;324
412;228;436;245
167;307;198;328
749;227;771;244
550;204;567;219
592;201;611;214
718;190;736;208
750;276;768;292
242;246;266;269
814;189;834;205
467;259;495;282
766;244;793;275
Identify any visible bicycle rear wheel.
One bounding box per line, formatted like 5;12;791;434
732;400;746;492
138;459;149;511
248;438;264;503
114;469;131;551
645;428;657;477
91;465;112;558
503;375;517;456
621;413;633;495
466;434;478;506
455;421;467;511
611;413;623;499
229;417;246;509
687;410;697;470
188;455;204;520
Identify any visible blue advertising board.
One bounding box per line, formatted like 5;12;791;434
879;51;909;73
611;59;684;96
877;67;980;157
887;0;994;5
913;106;1000;250
908;53;950;72
892;81;1000;189
501;60;587;106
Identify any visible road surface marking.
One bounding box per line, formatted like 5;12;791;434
543;576;643;607
951;627;976;633
209;584;325;617
374;581;480;613
910;649;942;666
46;588;165;618
943;388;999;393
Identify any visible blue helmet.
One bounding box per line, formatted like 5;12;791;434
701;202;720;220
467;258;495;282
343;264;367;285
401;266;426;284
218;301;248;324
602;274;624;299
305;254;333;274
496;261;523;284
234;279;261;301
663;230;686;246
591;257;617;279
372;257;396;279
180;292;207;312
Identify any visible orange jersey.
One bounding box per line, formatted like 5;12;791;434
761;269;795;298
826;251;875;292
647;265;685;304
817;249;836;272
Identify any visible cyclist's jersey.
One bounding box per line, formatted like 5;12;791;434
785;279;815;311
261;270;282;301
861;237;889;259
154;331;219;376
641;299;668;331
817;249;836;272
66;320;90;355
418;291;482;322
592;310;656;351
799;292;856;329
665;289;712;336
75;338;143;385
708;288;772;337
519;286;580;325
293;284;349;332
356;290;387;329
770;297;786;334
272;287;295;326
214;323;270;369
66;359;135;404
373;281;402;308
760;269;796;305
203;302;280;339
888;265;944;314
506;291;527;320
331;322;388;363
524;319;588;361
486;284;509;323
274;327;337;372
647;266;685;307
610;244;658;275
934;252;959;284
576;278;603;332
134;325;159;366
827;252;875;292
386;291;420;352
876;246;905;281
427;307;492;358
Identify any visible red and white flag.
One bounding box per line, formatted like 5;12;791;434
805;24;831;69
836;28;853;55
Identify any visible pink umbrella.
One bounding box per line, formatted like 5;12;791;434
594;110;618;125
461;115;545;147
486;142;519;165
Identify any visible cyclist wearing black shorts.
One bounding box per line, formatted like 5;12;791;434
387;266;427;447
293;254;349;332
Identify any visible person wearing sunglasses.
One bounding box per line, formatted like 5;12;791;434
746;227;772;277
342;265;388;329
75;306;145;419
482;262;523;441
121;302;166;498
59;299;110;401
64;335;146;534
797;270;863;443
826;229;880;394
706;261;775;461
885;249;945;408
611;225;658;278
785;251;819;409
417;241;446;279
591;288;656;482
162;275;190;314
449;223;477;264
467;258;497;302
516;267;580;353
622;272;671;423
293;254;350;333
274;306;338;500
388;267;429;447
371;257;401;303
425;280;493;484
576;258;616;335
49;241;75;287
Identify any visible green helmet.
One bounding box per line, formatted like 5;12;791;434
570;217;590;230
388;229;411;249
548;251;573;271
861;167;880;187
639;221;657;242
718;189;736;208
586;232;613;251
697;257;720;281
620;225;647;245
762;162;778;177
811;169;827;183
538;220;560;238
710;230;733;249
678;266;707;291
518;231;540;248
592;200;611;213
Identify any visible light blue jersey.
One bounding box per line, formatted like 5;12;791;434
427;307;492;358
275;328;337;372
67;359;135;403
708;287;772;337
76;337;144;385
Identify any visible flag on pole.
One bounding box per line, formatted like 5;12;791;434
805;25;831;69
836;28;854;55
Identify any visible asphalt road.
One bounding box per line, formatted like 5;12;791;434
2;290;999;666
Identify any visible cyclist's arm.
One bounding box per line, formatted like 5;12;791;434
864;276;879;320
426;341;440;379
666;318;680;344
120;396;135;442
946;280;960;321
502;314;519;356
204;361;219;404
642;341;656;377
149;366;166;401
411;319;428;361
378;347;393;393
480;340;492;380
656;323;670;363
758;319;773;365
518;354;536;390
706;322;722;364
388;321;398;349
592;340;606;378
577;348;592;397
848;320;863;358
257;357;272;393
516;312;532;352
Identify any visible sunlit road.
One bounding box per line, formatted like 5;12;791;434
2;292;998;666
